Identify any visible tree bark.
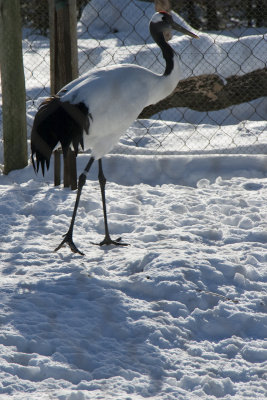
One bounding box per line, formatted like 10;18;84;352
0;0;28;174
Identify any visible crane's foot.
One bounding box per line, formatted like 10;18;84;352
54;230;84;256
92;236;129;247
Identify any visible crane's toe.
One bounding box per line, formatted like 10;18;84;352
54;231;85;255
92;236;129;247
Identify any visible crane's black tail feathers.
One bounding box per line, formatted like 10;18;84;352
31;96;90;175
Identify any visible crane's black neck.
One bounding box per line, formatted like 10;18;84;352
150;26;175;76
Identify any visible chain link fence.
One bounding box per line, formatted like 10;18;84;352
0;0;266;160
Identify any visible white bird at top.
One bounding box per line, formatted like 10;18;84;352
31;11;199;255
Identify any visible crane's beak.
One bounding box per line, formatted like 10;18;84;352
172;22;199;39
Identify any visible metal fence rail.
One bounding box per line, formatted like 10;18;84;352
0;0;266;160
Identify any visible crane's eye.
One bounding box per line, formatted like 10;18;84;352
160;13;172;26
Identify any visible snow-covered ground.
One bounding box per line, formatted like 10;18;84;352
0;154;267;400
0;156;267;400
0;0;267;399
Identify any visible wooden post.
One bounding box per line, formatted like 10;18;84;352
63;149;77;190
49;0;78;189
49;0;78;93
0;0;28;174
63;149;71;188
54;149;61;186
54;149;78;190
69;150;77;190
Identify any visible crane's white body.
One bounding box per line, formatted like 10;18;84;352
59;60;181;159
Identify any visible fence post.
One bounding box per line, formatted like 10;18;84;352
49;0;78;94
0;0;28;174
49;0;78;189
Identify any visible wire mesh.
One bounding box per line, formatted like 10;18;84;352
0;0;266;161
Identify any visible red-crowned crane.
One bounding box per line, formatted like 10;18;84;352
31;11;199;255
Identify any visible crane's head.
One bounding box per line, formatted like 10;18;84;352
150;11;199;40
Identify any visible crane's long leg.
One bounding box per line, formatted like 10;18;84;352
54;156;95;255
95;159;128;247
